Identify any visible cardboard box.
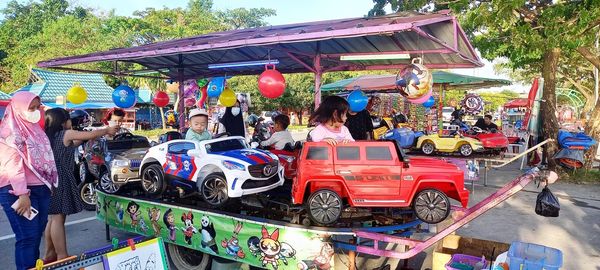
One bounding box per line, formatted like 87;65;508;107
432;234;510;270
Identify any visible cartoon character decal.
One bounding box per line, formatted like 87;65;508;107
180;211;198;245
248;236;260;257
250;226;296;270
148;207;162;237
115;202;124;224
127;201;141;229
297;242;334;270
200;215;219;254
139;218;149;234
164;209;176;241
163;154;197;180
221;221;245;259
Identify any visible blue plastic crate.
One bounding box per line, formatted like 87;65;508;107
508;241;563;270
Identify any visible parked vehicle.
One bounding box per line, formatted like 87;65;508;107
292;141;469;225
139;136;285;207
79;133;150;201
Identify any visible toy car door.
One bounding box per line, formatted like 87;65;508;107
163;142;198;181
334;143;401;206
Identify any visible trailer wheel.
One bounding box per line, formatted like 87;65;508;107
200;173;229;207
141;163;166;197
307;189;342;226
413;189;450;224
167;243;211;270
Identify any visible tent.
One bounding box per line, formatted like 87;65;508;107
503;98;528;108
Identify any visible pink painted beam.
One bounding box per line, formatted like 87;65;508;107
411;26;483;67
352;168;541;259
354;231;422;248
321;49;453;58
360;63;479;70
286;52;316;73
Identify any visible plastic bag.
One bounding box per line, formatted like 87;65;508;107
535;186;560;217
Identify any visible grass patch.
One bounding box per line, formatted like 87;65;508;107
560;169;600;184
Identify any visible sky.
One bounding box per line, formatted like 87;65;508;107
0;0;528;93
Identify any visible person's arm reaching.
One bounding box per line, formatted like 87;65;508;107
63;126;118;146
260;132;279;147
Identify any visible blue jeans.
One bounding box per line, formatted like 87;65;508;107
0;185;50;270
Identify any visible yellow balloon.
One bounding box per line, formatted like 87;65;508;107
67;84;87;104
219;87;237;107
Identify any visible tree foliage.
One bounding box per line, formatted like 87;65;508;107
0;0;275;92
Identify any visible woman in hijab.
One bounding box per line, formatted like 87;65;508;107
219;100;246;138
0;92;58;270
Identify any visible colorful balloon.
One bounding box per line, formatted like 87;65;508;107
183;79;199;98
184;97;196;108
219;87;237;107
112;84;136;108
197;78;209;87
207;77;225;98
422;96;435;108
396;58;433;100
66;83;87;104
166;81;179;94
153;91;170;107
347;90;369;112
258;65;285;99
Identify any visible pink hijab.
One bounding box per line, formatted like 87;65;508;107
0;92;58;188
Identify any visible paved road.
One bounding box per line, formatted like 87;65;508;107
1;131;598;269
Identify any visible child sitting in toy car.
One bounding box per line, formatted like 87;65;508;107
308;96;355;145
259;114;294;150
186;108;212;142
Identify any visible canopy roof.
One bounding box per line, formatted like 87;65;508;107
503;98;528;108
0;91;11;100
37;10;482;80
320;70;511;92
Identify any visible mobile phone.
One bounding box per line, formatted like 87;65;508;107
11;201;38;220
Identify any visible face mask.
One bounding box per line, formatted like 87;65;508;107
231;107;241;116
23;110;41;123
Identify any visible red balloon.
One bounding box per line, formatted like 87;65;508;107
258;66;286;99
153;91;170;107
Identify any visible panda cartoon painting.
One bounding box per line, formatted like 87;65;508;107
200;215;219;254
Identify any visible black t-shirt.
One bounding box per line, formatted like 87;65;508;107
345;110;374;140
474;119;498;131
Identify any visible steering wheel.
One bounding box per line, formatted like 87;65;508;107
214;132;230;139
489;128;498;133
472;126;483;133
113;132;135;140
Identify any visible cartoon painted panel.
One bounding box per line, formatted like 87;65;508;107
97;192;335;270
162;154;197;180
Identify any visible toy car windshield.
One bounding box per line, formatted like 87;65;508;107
106;138;150;150
205;138;248;153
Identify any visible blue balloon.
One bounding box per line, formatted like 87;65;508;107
422;96;435;108
207;77;225;98
347;90;369;112
112;84;136;108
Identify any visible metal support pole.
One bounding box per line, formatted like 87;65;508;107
484;160;488;187
313;54;322;109
177;56;185;131
105;224;110;242
348;237;356;270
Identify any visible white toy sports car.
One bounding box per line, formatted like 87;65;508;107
139;136;284;207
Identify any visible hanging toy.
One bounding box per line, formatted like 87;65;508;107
165;110;177;126
112;83;136;108
207;77;225;98
196;84;208;109
396;58;433;102
422;96;436;108
67;83;87;104
219;87;237;107
461;93;484;115
347;88;369;112
166;80;179;94
153;91;170;107
258;64;286;99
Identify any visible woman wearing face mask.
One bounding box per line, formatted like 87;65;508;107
0;92;58;270
219;100;246;138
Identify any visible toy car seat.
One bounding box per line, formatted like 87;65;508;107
159;131;183;144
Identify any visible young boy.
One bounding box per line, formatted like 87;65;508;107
186;108;212;142
260;114;294;150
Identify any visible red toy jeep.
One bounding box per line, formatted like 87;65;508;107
292;141;469;225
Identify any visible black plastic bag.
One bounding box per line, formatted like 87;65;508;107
535;186;560;217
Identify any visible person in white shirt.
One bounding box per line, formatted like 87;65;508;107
260;114;294;150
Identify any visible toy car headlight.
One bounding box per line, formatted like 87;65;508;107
111;159;129;167
278;154;294;163
222;160;245;171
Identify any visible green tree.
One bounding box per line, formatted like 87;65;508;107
370;0;600;170
217;8;276;29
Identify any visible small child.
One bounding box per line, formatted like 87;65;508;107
186;108;212;142
260;114;294;150
308;96;354;145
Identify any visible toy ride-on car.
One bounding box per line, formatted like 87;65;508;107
139;135;285;207
292;140;470;226
416;132;484;157
463;126;509;155
80;133;150;198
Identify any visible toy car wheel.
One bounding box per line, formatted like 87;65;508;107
422;141;435;155
78;181;97;211
459;144;473;157
307;189;343;226
413;189;450;224
141;163;166;197
98;172;119;194
200;173;229;207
